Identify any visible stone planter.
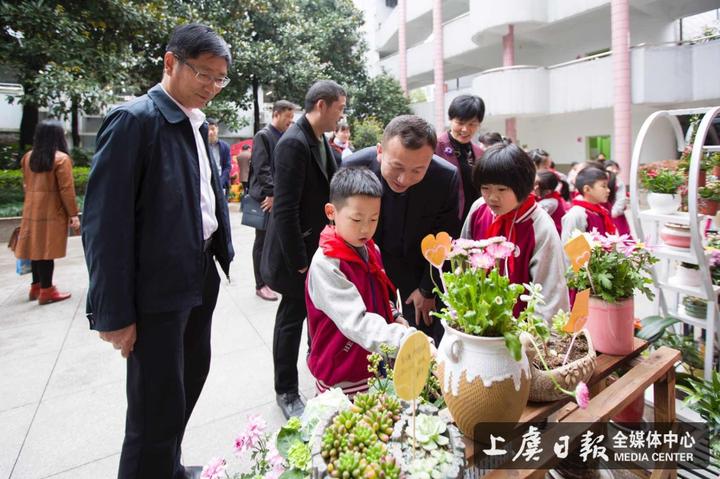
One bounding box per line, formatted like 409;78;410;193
523;330;597;402
647;192;680;215
436;320;530;440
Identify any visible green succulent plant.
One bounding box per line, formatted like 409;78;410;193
406;414;449;451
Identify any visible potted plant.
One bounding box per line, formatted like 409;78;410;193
522;308;597;402
699;178;720;215
566;232;658;355
677;371;720;464
639;166;686;214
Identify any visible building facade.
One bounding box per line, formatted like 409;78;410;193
356;0;720;177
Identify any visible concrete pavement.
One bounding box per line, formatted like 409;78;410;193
0;213;313;478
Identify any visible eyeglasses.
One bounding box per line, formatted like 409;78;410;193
174;54;230;89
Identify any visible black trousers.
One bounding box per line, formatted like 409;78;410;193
252;229;266;290
31;260;54;288
118;252;220;479
273;292;307;394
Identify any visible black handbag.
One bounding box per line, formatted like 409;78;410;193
241;194;270;230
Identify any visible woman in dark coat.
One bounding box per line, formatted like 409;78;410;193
14;120;80;304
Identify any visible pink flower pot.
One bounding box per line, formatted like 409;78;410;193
585;297;635;355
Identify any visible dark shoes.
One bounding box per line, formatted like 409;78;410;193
256;285;279;301
276;392;305;419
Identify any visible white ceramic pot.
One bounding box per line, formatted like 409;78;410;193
436;320;530;440
674;264;701;287
647;192;680;215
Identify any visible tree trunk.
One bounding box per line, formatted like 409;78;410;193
252;77;260;135
71;98;81;148
18;101;39;164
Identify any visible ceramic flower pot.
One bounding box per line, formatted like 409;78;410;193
699;198;719;216
522;330;597;402
660;222;691;249
672;264;701;287
584;297;635;356
647;192;680;215
436;320;530;441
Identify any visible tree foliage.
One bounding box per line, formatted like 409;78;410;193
348;74;411;129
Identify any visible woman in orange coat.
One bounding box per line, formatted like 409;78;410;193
14;120;80;304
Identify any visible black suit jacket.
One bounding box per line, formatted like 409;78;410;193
82;84;234;331
343;147;461;301
248;126;281;201
260;115;337;297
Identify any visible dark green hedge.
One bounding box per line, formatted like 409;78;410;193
0;166;90;205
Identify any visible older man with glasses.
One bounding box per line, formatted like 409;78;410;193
82;24;234;479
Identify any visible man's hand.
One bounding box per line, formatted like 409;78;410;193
406;289;436;327
394;315;409;327
99;323;137;358
261;196;274;212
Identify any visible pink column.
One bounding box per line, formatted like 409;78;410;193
612;0;631;185
503;25;517;143
398;0;408;96
433;0;444;132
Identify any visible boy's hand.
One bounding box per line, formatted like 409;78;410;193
394;316;409;327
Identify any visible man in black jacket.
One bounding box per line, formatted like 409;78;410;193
248;100;297;301
261;80;346;418
343;115;460;342
82;24;233;479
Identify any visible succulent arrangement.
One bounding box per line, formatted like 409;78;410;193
320;392;402;479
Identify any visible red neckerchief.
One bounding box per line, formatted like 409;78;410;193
543;191;564;202
572;199;617;234
483;195;536;273
319;225;396;303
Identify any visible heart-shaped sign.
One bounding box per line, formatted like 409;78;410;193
564;234;592;273
421;232;452;268
565;288;590;333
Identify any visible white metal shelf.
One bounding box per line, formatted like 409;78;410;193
638;210;704;224
629;106;720;380
660;280;720;300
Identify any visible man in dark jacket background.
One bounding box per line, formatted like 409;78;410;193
207;117;232;197
82;24;233;479
248;99;297;301
260;80;346;419
343;115;460;343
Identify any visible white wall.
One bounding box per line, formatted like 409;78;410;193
0;87;23;132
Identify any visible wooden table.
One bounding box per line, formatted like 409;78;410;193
462;338;682;479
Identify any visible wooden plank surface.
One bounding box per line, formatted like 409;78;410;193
462;344;681;479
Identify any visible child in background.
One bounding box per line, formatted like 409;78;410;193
603;160;632;236
305;167;415;396
561;166;616;244
461;143;569;324
535;170;567;236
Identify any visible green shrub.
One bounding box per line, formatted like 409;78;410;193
71;148;94;168
0;167;90;206
0;144;21;169
352;117;384;150
0;202;23;217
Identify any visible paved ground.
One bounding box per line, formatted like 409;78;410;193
0;213;313;478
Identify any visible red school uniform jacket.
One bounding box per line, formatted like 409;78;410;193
305;226;413;392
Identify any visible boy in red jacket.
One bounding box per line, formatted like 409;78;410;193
305;167;416;396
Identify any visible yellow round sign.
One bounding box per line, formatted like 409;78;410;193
393;331;432;401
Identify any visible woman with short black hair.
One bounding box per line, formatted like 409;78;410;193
435;94;486;220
